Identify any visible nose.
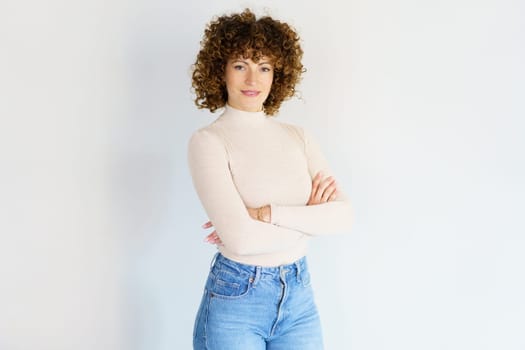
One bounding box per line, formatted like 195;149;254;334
245;69;256;86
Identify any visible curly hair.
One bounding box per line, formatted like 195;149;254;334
191;9;304;116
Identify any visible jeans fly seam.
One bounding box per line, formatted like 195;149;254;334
270;268;288;337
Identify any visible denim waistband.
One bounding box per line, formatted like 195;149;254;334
211;253;308;278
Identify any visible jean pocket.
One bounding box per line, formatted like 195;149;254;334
210;269;253;299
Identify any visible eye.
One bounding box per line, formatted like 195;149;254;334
233;64;245;70
261;66;272;72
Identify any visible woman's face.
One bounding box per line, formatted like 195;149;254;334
224;56;274;112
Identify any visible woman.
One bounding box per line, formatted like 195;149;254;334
188;9;352;349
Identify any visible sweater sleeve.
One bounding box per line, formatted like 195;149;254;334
188;129;305;256
269;127;353;235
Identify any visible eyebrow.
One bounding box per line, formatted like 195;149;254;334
232;60;272;65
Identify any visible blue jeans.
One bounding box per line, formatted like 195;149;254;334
193;253;324;349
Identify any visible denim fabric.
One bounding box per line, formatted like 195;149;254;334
193;253;323;349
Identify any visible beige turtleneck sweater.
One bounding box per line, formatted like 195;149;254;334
187;104;352;266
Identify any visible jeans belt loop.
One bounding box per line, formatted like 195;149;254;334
209;252;219;271
295;260;302;283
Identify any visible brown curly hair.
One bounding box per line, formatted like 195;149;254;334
191;9;305;116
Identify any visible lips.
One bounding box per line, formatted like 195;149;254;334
241;90;260;97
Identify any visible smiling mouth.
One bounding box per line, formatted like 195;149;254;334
241;90;260;97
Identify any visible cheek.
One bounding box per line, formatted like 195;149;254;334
224;76;236;93
224;68;237;87
264;75;274;91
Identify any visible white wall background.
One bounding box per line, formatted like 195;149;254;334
1;0;524;349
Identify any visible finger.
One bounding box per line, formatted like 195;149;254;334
309;176;327;205
315;176;334;202
327;189;338;201
211;232;222;244
202;221;213;229
311;172;327;197
204;230;218;242
320;182;337;202
211;233;223;245
310;172;322;198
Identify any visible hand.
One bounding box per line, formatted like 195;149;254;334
307;171;338;205
202;221;223;246
202;205;271;246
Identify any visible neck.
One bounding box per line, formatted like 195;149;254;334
221;104;268;122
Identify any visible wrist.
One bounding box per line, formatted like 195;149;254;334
257;205;271;223
263;205;271;223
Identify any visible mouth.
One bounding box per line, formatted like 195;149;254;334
241;90;261;97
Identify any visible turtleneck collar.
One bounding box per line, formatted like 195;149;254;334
220;103;268;122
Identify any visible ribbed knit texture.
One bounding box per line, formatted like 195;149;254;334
188;104;352;266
